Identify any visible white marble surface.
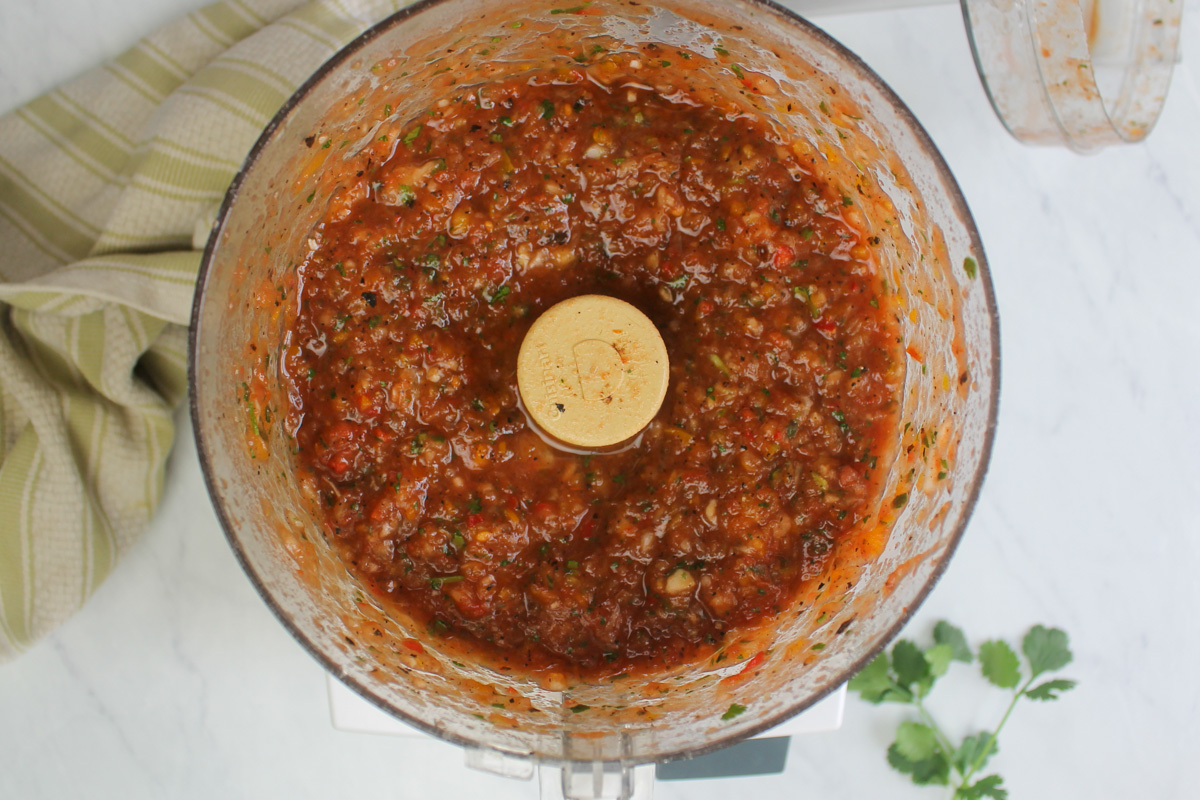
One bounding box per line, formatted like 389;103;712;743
2;1;1199;798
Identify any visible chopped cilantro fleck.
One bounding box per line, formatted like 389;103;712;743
722;703;747;720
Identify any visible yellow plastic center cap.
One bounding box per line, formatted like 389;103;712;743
517;295;669;449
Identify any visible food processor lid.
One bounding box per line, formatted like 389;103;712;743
960;0;1184;152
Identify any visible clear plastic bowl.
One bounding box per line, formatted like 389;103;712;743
189;0;1000;797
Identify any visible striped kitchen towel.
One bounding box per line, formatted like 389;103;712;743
0;0;410;661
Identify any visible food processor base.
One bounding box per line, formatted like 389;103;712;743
328;675;845;785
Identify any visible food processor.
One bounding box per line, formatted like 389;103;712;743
190;0;1006;797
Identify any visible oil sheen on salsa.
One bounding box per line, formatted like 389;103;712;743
282;54;902;677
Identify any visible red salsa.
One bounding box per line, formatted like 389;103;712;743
282;54;902;676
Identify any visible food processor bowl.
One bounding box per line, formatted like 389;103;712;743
189;0;1000;796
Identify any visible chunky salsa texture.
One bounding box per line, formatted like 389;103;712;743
281;52;902;677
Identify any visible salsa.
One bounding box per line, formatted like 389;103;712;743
281;52;902;676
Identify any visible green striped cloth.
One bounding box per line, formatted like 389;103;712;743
0;0;410;660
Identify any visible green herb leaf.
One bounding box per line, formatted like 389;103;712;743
924;643;955;679
721;702;747;720
893;721;940;762
887;740;950;787
891;639;929;689
488;285;511;304
954;733;998;774
934;620;973;663
540;99;555;120
403;125;422;145
569;704;590;713
848;652;893;703
979;640;1021;689
550;2;591;14
892;492;909;509
879;685;917;705
963;256;978;280
1021;625;1072;678
957;774;1007;799
1024;678;1077;701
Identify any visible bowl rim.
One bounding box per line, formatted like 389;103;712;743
187;0;1001;767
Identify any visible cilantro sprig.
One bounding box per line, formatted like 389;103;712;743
849;622;1077;799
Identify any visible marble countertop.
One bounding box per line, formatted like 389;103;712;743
2;1;1198;798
